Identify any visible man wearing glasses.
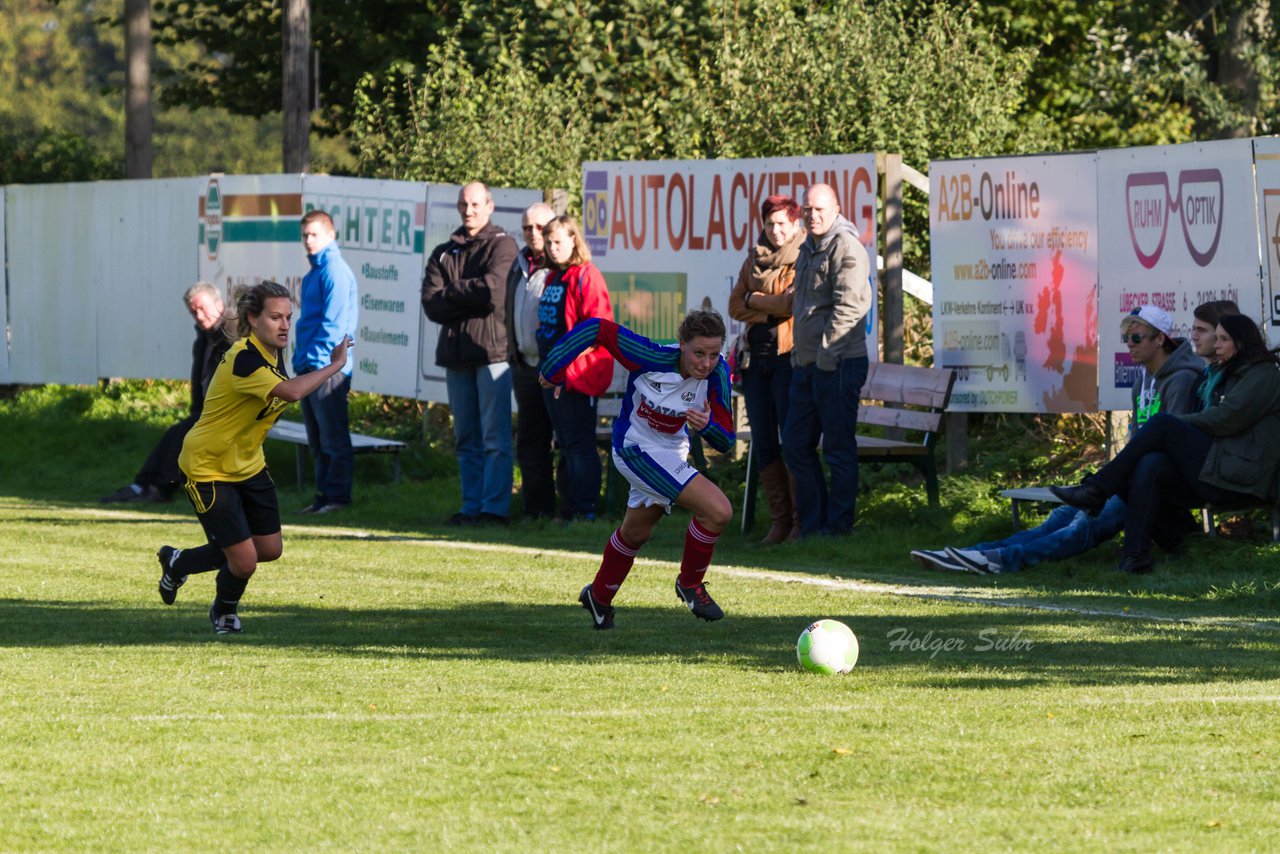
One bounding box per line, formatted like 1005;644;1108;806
912;304;1204;576
505;202;559;519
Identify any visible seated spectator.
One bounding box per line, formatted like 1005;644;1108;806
1051;314;1280;574
911;303;1210;574
1191;299;1240;410
101;282;231;503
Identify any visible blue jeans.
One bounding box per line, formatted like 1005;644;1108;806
543;387;599;519
741;353;792;469
782;356;869;536
299;370;353;505
446;363;513;518
972;496;1126;572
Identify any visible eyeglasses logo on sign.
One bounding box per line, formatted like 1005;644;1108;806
203;178;222;261
583;170;610;258
1124;169;1224;269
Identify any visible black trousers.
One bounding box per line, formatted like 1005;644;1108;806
1093;413;1254;557
135;413;198;498
512;358;557;518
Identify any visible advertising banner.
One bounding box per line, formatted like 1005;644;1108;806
416;184;542;403
197;174;307;357
581;155;879;347
930;153;1100;413
303;176;427;399
1252;136;1280;330
1096;139;1263;410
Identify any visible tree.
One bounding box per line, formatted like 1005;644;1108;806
281;0;309;171
124;0;152;178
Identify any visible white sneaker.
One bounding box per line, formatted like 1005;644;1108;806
945;546;993;575
909;548;969;573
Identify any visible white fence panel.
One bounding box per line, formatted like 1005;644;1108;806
0;191;8;384
6;183;99;384
94;178;204;380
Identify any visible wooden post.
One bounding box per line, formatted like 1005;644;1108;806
124;0;152;179
545;188;569;216
1107;411;1129;459
282;0;311;173
879;152;904;365
946;411;968;471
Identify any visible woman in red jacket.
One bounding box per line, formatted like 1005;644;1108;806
536;215;615;519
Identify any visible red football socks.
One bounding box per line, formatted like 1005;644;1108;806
592;528;640;604
678;519;719;587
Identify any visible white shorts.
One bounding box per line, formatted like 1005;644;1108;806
611;444;698;509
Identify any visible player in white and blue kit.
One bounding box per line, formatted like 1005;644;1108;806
540;310;735;630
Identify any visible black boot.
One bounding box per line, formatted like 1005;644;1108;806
1116;553;1154;575
1049;482;1108;515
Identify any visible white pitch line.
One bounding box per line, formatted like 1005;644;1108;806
12;506;1277;631
282;524;1280;631
112;694;1280;722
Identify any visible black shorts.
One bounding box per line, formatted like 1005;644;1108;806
182;469;280;548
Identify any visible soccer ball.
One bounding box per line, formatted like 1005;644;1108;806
796;619;859;674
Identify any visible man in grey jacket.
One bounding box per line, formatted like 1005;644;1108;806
781;183;873;537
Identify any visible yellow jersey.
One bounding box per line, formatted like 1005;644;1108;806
179;333;291;482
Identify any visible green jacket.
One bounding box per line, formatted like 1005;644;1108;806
1179;360;1280;500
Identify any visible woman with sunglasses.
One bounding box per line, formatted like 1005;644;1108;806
1051;314;1280;573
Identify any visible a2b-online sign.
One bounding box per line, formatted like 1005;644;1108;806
1125;169;1224;268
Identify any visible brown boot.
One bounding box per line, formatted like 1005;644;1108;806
758;459;793;545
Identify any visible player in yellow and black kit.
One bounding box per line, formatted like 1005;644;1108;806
156;280;351;634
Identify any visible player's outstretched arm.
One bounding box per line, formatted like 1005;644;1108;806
269;336;351;403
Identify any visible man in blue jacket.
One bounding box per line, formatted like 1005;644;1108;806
295;209;359;513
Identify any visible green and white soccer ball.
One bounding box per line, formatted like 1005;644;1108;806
796;619;859;674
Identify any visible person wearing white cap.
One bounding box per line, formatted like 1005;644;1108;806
1120;304;1204;429
911;304;1203;576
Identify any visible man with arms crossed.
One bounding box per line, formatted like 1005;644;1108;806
422;182;520;525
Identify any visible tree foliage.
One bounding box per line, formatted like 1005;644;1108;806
961;0;1280;147
3;0;297;180
350;0;1049;280
0;127;121;183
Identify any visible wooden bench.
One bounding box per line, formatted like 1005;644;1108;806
999;486;1064;528
1200;502;1280;542
267;419;407;490
740;361;956;532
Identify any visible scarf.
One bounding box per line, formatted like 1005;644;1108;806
744;227;804;295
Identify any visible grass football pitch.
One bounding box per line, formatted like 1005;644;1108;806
2;496;1279;851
